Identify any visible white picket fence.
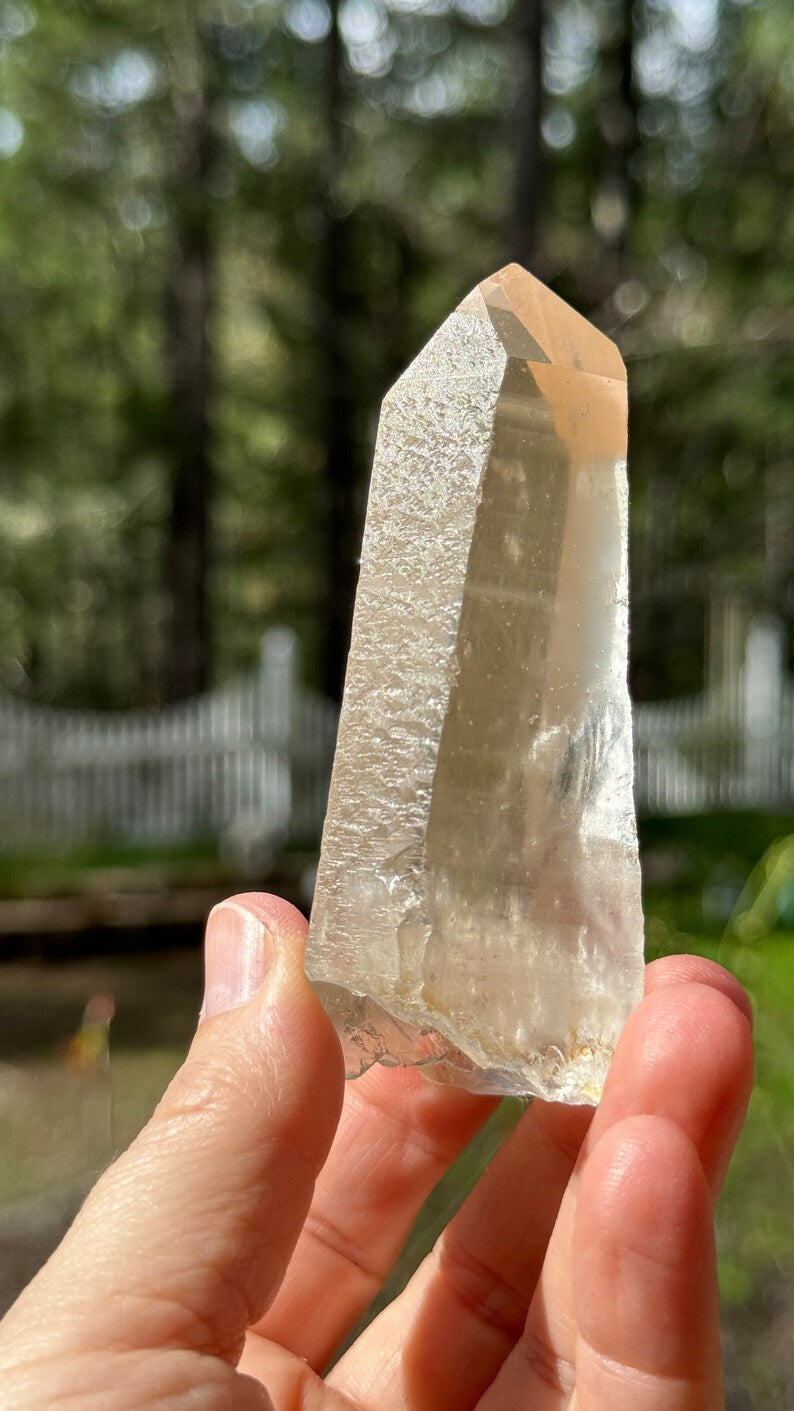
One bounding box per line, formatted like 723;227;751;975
635;693;794;814
0;630;338;851
0;618;791;849
634;615;794;814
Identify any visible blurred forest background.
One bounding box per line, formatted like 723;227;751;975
0;0;791;711
1;2;794;1406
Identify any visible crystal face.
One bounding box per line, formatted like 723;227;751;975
306;263;645;1104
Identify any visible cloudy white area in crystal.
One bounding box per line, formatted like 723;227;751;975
305;263;645;1105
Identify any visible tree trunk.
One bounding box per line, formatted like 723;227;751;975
510;0;544;269
596;0;639;273
163;36;215;702
319;0;360;703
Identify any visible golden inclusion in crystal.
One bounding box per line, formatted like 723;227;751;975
306;264;645;1104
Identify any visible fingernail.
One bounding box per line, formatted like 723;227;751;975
202;901;273;1019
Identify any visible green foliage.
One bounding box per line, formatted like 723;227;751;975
640;809;794;935
0;0;792;704
642;819;794;1330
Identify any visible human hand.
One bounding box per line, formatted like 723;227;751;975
0;894;753;1410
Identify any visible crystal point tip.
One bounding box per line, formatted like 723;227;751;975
482;263;627;381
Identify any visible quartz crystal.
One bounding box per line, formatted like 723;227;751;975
306;263;645;1104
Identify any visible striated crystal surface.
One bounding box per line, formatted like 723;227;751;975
306;263;645;1104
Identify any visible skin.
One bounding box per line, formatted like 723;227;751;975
0;893;753;1410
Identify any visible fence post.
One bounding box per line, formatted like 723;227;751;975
261;627;298;745
744;613;785;804
262;627;300;840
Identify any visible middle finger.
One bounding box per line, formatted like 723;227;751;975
248;1059;495;1368
327;1098;591;1410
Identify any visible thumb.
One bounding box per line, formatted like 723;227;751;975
1;895;345;1366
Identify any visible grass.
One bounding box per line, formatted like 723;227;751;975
0;1047;185;1206
0;948;202;1204
0;839;225;901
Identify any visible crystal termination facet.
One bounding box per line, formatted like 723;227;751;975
306;263;645;1104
